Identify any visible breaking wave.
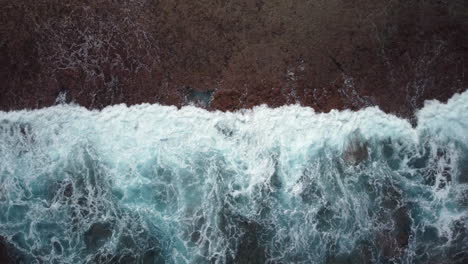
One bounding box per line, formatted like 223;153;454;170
1;91;467;263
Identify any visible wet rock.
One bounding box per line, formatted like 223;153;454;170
316;203;336;232
378;208;412;260
449;217;468;264
63;183;73;198
226;219;267;264
84;222;113;249
48;180;74;202
0;236;13;263
376;184;412;262
0;1;465;117
343;133;368;165
185;87;214;108
0;236;21;263
219;208;267;264
299;175;322;205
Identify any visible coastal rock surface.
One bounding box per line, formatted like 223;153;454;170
1;0;467;117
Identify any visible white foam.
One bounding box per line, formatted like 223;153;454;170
0;90;467;263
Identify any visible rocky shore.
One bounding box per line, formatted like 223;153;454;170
1;0;467;118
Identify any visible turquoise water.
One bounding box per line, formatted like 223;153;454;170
1;92;467;263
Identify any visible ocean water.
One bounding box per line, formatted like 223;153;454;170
0;91;467;264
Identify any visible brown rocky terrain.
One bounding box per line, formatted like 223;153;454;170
1;0;467;120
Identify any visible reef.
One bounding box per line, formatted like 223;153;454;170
1;0;466;120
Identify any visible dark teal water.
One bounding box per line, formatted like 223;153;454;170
0;92;467;263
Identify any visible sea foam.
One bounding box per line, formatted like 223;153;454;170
1;91;467;263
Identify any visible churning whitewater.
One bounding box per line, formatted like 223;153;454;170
1;91;467;264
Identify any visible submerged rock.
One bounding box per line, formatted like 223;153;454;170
185;87;214;108
219;208;268;264
376;184;412;262
84;222;113;249
0;236;12;263
449;218;468;264
0;236;21;263
343;132;369;165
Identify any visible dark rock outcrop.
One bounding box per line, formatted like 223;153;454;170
1;0;466;118
0;236;20;264
343;132;369;165
0;236;12;263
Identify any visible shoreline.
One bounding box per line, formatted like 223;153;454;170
1;0;466;119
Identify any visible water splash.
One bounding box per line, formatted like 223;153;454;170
1;91;467;263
